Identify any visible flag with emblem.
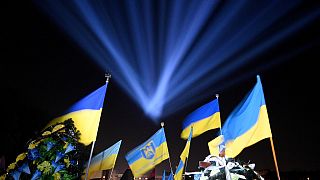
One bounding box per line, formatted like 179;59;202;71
125;128;169;178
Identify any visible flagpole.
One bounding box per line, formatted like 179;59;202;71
85;74;112;180
183;126;193;179
216;94;222;136
85;141;96;180
108;167;115;180
270;137;281;180
183;158;188;180
215;94;231;180
108;141;119;180
161;122;174;174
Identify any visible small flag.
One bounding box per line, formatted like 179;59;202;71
174;127;193;180
125;128;169;178
181;99;221;139
85;140;122;178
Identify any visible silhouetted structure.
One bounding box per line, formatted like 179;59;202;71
120;168;134;180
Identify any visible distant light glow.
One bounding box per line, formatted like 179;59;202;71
35;0;320;121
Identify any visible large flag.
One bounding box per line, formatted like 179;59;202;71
208;75;272;158
125;128;169;178
45;84;108;145
86;140;122;179
181;99;221;139
174;127;193;180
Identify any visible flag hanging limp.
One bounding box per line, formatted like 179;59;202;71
45;83;108;145
174;127;193;180
85;140;122;179
125;128;169;178
181;98;221;139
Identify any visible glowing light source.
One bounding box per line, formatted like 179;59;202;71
35;0;320;121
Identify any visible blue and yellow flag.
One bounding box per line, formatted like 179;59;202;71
174;127;192;180
86;140;122;179
125;128;169;178
209;75;272;158
45;84;108;145
181;99;221;139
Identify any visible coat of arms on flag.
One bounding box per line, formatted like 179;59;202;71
141;141;156;159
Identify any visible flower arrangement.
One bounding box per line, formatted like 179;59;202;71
0;119;88;180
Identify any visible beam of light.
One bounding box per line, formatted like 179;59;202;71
34;0;320;121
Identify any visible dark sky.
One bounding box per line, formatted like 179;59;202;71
1;0;320;175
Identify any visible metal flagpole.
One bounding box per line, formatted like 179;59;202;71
108;166;115;180
183;126;192;179
270;137;281;180
216;94;222;137
108;141;119;180
183;158;188;180
216;94;231;180
85;73;112;180
161;122;174;174
85;141;96;180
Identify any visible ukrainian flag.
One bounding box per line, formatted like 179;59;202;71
125;128;169;178
210;75;272;158
174;127;192;180
45;83;108;145
174;159;185;180
86;140;122;179
181;99;221;139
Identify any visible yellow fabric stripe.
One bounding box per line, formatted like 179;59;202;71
45;109;102;145
208;135;224;156
181;112;221;139
173;160;185;180
87;154;118;179
225;105;272;158
180;141;190;160
130;142;169;177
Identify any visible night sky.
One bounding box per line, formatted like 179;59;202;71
1;0;320;175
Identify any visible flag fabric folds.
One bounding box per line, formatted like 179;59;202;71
174;127;193;180
86;140;122;179
45;84;108;145
181;99;221;139
209;75;272;158
125;128;169;178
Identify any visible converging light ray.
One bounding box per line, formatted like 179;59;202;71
35;0;319;121
165;0;300;106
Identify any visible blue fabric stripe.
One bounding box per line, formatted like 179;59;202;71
175;159;184;173
126;128;167;164
182;99;219;129
65;84;107;114
222;76;266;141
